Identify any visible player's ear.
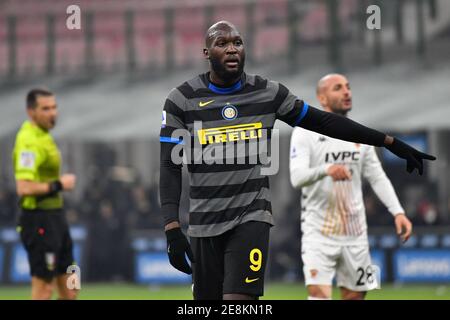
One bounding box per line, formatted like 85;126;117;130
203;48;209;60
317;93;327;106
26;107;34;119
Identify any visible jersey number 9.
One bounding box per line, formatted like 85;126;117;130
249;248;262;272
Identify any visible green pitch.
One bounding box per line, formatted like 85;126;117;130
0;282;449;300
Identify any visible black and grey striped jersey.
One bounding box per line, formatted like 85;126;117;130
160;72;308;237
159;72;386;237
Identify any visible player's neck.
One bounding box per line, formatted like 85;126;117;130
29;120;49;132
208;71;241;88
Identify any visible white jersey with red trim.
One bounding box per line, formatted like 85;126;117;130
289;126;404;246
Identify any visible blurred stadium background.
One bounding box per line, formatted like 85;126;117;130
0;0;449;299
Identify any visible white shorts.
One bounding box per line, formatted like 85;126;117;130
301;242;379;292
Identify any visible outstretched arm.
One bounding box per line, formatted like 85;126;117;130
297;104;436;175
274;83;435;174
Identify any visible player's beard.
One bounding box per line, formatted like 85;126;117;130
210;54;245;84
330;101;351;117
49;118;56;128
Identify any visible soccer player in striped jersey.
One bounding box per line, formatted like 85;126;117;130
160;21;435;300
290;74;413;300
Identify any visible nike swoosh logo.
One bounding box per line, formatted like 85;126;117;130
199;100;215;107
245;277;259;283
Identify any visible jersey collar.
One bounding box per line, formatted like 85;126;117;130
204;72;245;95
24;120;48;136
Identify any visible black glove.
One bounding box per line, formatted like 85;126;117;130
165;227;194;274
386;138;436;175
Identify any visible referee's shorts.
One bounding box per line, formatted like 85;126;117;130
17;209;75;282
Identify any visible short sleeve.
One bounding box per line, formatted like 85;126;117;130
160;88;187;144
274;82;309;127
14;139;45;181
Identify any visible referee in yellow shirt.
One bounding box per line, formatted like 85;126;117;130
13;88;77;300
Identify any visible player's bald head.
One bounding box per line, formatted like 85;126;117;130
316;73;348;95
205;21;240;48
316;73;352;115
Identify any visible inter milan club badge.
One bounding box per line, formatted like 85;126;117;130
222;103;238;120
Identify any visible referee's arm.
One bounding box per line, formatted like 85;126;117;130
16;180;55;197
16;177;75;197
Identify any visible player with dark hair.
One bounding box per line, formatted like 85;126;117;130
13;88;78;300
159;21;435;300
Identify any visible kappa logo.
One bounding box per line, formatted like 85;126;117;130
318;136;327;142
199;100;215;107
290;146;298;159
